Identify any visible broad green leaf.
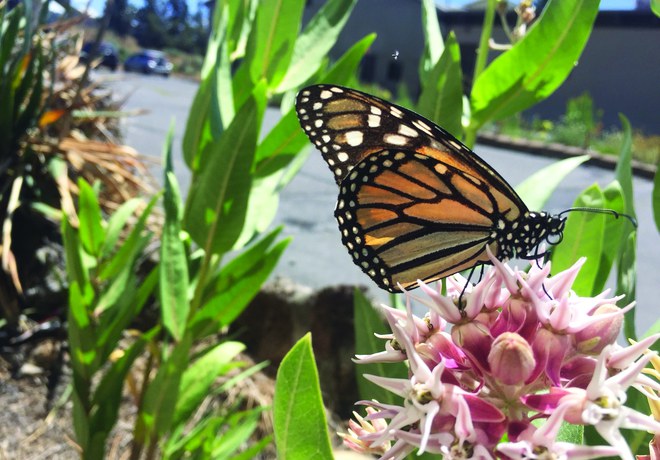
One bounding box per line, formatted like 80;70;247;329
619;231;637;340
184;82;266;255
140;335;192;437
226;0;257;60
276;0;357;93
551;184;605;296
591;181;625;295
354;288;407;404
161;126;189;342
77;179;104;257
653;0;660;17
470;0;599;129
419;0;444;82
515;155;589;211
416;32;463;137
245;0;305;90
557;421;583;444
101;198;141;259
173;341;245;427
654;167;660;233
273;334;333;460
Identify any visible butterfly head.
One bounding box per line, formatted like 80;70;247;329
496;211;567;260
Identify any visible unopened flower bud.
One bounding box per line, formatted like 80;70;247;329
488;332;535;386
574;304;623;355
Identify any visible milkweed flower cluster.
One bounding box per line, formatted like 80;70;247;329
343;250;660;460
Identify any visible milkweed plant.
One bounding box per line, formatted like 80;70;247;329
340;249;660;459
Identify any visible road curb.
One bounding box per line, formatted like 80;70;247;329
477;133;657;180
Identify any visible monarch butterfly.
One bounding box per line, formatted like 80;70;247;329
295;84;567;293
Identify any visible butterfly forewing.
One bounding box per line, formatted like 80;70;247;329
294;84;548;292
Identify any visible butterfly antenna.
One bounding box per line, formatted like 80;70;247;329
558;207;637;228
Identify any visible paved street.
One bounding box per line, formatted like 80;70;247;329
106;72;658;334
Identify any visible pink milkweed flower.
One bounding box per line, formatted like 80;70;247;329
343;250;660;459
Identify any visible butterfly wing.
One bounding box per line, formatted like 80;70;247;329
295;84;530;291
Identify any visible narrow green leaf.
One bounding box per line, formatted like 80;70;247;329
173;341;245;427
77;179;104;257
470;0;600;128
551;184;605;296
100;198;142;259
161;126;190;342
354;288;407;404
416;32;463;137
276;0;358;93
212;409;264;458
419;0;444;83
191;236;289;337
99;193;157;281
226;0;258;60
141;335;192;437
515;155;589;211
619;231;637;340
614;114;636;220
273;334;333;460
591;181;625;295
184;82;266;255
654;167;660;233
245;0;305;90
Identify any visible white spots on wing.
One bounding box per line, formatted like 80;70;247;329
448;139;463;151
383;134;408;146
390;106;404;118
398;124;418;137
304;125;312;131
330;87;343;93
383;159;393;168
335;167;343;176
322;135;331;143
370;106;382;115
368;114;381;127
345;130;364;146
301;90;310;96
320;90;333;99
314;119;323;128
412;119;432;134
300;97;309;103
298;108;306;114
337;151;349;162
394;151;406;161
313;102;322;110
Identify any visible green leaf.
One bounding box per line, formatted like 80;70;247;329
77;179;104;257
173;341;245;427
416;32;463;137
550;184;605;296
245;0;305;90
614;114;636;220
515;155;589;211
140;335;192;437
354;288;407;404
101;198;142;259
591;181;625;295
419;0;444;83
654;167;660;233
99;194;158;281
273;334;333;460
652;0;660;17
161;126;190;342
556;421;583;444
184;82;266;255
276;0;357;93
470;0;599;129
619;231;637;340
191;231;289;336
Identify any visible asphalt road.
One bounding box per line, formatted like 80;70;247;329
105;72;658;335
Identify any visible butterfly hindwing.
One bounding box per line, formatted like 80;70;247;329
336;149;502;291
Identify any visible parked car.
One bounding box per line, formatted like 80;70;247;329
80;42;119;71
124;50;173;76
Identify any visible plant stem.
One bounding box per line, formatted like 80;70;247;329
465;0;497;148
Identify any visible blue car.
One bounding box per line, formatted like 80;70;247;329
124;50;173;76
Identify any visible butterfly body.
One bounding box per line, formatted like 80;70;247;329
295;85;566;292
